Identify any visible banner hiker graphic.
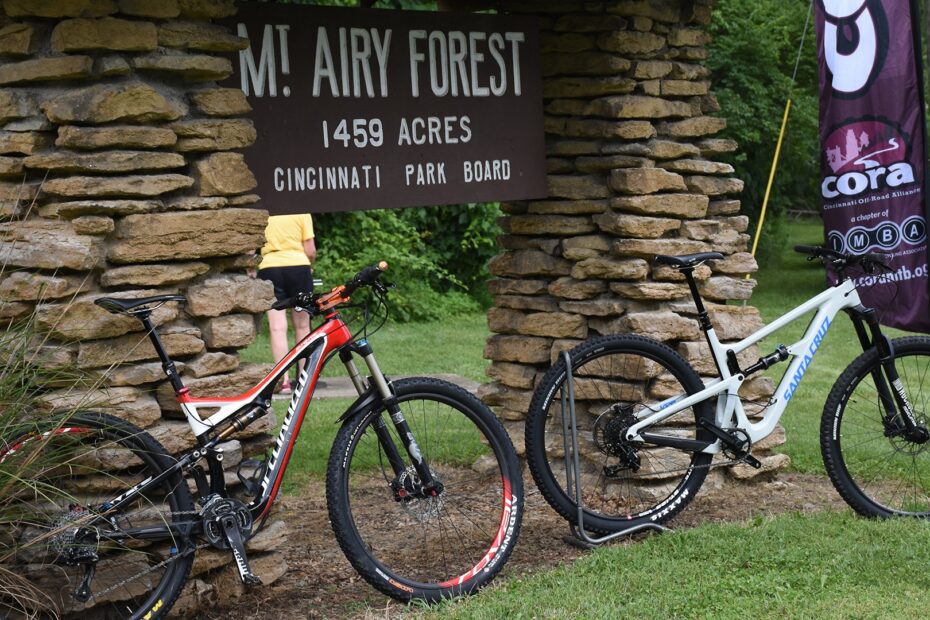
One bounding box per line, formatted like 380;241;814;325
816;0;930;332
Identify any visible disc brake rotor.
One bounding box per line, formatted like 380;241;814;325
396;467;444;522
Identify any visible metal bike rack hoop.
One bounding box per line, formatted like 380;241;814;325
559;351;670;546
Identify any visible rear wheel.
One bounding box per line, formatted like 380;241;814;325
821;336;930;517
326;378;523;602
0;412;195;619
526;335;714;533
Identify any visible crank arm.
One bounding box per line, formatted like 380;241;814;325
219;514;262;586
73;562;96;603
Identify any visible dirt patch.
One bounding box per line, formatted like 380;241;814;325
207;471;848;620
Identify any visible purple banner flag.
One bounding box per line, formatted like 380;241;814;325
816;0;929;332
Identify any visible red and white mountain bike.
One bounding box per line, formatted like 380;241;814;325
0;262;523;619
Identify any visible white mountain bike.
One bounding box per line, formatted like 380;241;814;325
526;245;930;533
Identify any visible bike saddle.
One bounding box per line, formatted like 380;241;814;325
654;252;724;268
95;294;186;316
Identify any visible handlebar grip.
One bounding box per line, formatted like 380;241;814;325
794;245;847;262
342;261;389;297
271;291;313;311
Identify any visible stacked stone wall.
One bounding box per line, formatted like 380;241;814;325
0;0;286;613
486;0;788;484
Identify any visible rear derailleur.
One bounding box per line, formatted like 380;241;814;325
53;505;101;603
594;404;642;478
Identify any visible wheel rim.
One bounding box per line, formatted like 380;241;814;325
342;393;515;590
538;347;707;521
0;423;189;619
837;350;930;515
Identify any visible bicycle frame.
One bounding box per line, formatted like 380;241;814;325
183;314;355;520
624;279;864;452
100;312;372;528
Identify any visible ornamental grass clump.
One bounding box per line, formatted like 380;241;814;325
0;199;93;617
0;308;85;619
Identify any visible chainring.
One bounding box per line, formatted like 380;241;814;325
201;497;253;550
721;428;752;460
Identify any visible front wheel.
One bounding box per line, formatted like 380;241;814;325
326;378;523;602
821;336;930;517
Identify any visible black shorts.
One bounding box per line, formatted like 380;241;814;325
257;265;314;302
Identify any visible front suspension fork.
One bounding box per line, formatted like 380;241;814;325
849;307;925;439
341;344;441;494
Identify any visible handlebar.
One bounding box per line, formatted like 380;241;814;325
270;261;389;313
794;245;890;274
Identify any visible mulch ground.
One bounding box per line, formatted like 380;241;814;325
209;471;848;619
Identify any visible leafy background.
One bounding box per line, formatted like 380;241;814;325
708;0;820;266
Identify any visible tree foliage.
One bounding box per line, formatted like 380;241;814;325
312;204;500;321
708;0;820;263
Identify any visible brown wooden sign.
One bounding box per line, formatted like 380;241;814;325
223;3;546;214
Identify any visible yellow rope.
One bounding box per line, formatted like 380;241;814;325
746;98;792;278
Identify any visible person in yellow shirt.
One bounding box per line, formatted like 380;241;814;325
257;214;316;394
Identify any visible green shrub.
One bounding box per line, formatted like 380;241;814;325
312;204;501;321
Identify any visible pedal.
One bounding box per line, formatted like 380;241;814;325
237;455;269;497
218;512;263;586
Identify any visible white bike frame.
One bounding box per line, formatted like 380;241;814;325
624;279;863;453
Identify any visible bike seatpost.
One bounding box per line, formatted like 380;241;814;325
680;266;712;332
138;313;185;393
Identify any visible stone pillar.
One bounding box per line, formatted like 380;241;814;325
483;0;788;484
0;0;286;612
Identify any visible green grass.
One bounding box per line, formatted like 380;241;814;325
427;511;930;619
240;312;491;382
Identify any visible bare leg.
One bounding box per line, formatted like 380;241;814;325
267;308;290;385
291;308;311;377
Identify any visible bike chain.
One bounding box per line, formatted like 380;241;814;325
606;456;747;481
83;509;208;603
